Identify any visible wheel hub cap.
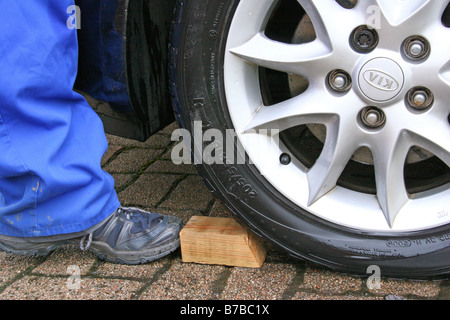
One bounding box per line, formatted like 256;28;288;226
358;58;405;102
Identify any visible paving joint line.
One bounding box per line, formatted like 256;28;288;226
153;174;190;208
132;256;177;300
280;264;306;300
210;267;233;299
0;256;47;295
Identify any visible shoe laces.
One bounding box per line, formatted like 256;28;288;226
117;206;151;222
118;206;133;220
78;207;153;252
80;233;93;251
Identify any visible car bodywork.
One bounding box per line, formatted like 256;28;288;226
74;0;176;141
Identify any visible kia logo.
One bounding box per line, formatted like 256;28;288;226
363;70;399;91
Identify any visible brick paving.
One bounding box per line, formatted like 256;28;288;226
0;121;448;301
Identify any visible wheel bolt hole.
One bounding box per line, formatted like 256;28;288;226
327;69;352;93
360;107;386;129
402;36;430;62
406;87;434;111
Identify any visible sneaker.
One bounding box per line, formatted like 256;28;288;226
0;207;183;264
79;207;183;264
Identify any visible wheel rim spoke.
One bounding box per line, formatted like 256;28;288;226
438;56;450;90
406;122;450;167
306;119;361;206
229;33;332;76
298;0;366;46
372;130;413;227
242;88;346;133
375;0;450;27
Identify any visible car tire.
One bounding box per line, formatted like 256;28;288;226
169;0;450;279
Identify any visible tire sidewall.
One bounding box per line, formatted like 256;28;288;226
171;0;450;279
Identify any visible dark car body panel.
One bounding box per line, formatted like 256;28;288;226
74;0;176;141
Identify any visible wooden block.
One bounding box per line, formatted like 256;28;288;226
180;216;267;268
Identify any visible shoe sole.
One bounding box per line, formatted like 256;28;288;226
0;238;180;264
0;240;69;257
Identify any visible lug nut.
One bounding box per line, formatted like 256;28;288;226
409;42;424;57
365;111;380;126
328;69;352;93
412;92;427;106
333;76;346;89
350;25;379;53
402;36;430;62
406;87;434;110
360;107;386;129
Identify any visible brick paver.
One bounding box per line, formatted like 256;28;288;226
0;122;448;301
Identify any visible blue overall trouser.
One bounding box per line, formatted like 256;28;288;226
0;1;120;237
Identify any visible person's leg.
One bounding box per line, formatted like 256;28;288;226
0;1;182;263
0;1;118;238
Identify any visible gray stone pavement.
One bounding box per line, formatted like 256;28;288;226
0;121;448;301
